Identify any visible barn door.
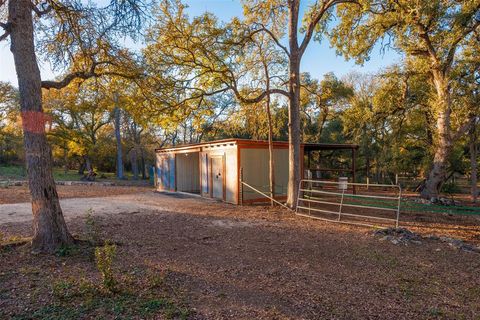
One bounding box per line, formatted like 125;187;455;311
200;152;209;196
169;155;175;191
210;156;224;200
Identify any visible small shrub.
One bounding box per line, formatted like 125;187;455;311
141;299;165;314
147;272;165;289
95;242;117;292
441;182;461;194
52;279;75;300
85;209;101;244
55;244;73;257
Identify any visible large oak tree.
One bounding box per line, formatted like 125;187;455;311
330;0;480;200
0;0;148;253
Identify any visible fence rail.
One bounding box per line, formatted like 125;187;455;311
240;180;291;210
295;179;402;227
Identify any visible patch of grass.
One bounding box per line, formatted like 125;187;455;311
398;277;420;301
55;244;78;257
0;165;133;182
427;307;445;317
0;165;26;180
52;279;77;301
13;304;85;320
13;283;191;320
147;271;166;289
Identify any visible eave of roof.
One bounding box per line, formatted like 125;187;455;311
155;138;358;153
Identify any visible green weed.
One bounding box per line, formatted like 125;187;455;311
84;209;101;244
95;241;117;292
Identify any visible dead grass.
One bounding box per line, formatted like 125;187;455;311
1;192;480;319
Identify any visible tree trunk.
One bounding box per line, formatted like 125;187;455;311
286;0;302;207
84;155;92;172
421;74;452;201
263;61;275;206
113;94;124;179
63;144;68;175
140;148;146;180
78;158;86;175
130;147;139;180
470;123;478;203
9;0;73;253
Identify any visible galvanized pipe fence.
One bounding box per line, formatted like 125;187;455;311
295;179;402;228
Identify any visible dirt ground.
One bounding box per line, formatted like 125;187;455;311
1;191;480;319
0;185;151;204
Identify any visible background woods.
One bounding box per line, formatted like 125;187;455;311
0;0;479;253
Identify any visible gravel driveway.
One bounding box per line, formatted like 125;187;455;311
0;191;201;225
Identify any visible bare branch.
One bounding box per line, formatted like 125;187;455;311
42;60;139;90
0;22;10;42
30;1;53;17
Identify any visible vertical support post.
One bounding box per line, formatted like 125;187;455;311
338;187;346;221
308;177;312;215
295;179;302;213
153;165;157;187
307;150;311;177
352;148;357;194
239;167;243;206
396;186;402;228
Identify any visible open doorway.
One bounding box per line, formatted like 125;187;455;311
176;152;200;194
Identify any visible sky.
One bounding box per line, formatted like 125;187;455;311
0;0;400;87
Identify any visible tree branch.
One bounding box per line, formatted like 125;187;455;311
444;19;480;74
299;0;358;56
452;115;476;142
0;22;11;42
255;24;290;57
416;22;440;66
42;67;138;90
30;1;53;17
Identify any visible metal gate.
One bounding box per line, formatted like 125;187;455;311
295;179;402;227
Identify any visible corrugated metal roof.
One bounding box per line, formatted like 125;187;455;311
155;138;358;153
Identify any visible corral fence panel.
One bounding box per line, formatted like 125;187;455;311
296;179;402;227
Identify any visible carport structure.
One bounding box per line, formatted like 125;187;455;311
155;139;358;205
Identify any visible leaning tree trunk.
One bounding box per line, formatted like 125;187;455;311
286;1;302;207
421;75;452;201
9;0;73;253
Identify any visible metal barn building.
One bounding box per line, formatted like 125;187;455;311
155;139;358;204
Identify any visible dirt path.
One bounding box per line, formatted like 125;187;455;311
1;194;147;224
0;191;203;224
0;185;151;205
1;191;480;319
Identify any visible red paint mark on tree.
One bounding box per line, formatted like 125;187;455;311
21;111;52;134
